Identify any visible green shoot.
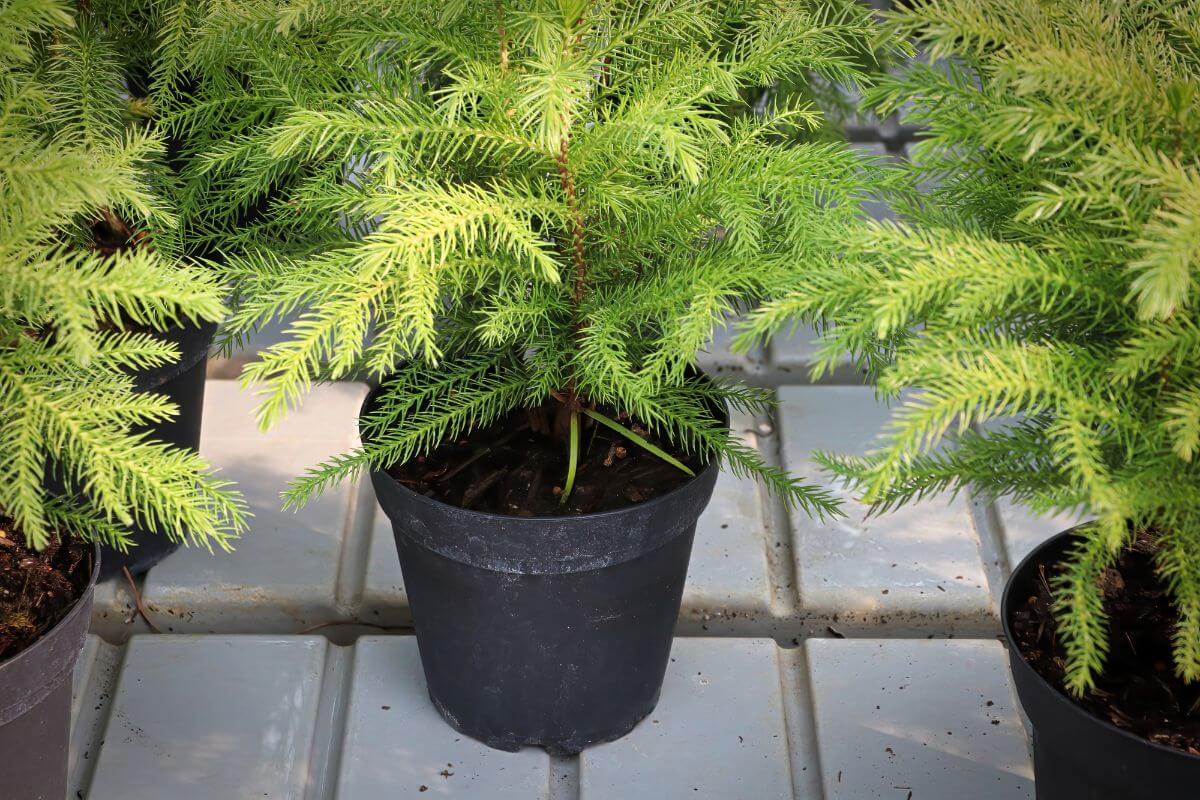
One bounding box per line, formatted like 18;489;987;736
583;409;696;479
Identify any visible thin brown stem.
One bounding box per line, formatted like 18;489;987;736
554;131;588;424
123;566;161;633
555;137;587;309
550;19;588;453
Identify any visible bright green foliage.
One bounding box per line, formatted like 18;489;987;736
161;0;893;514
0;1;245;551
741;0;1200;695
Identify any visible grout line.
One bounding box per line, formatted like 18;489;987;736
549;753;581;800
966;488;1012;624
755;395;802;634
69;638;128;799
333;477;377;615
675;624;1007;641
303;642;356;800
777;643;826;800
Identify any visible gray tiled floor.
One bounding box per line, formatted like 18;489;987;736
338;638;550;799
70;369;1058;799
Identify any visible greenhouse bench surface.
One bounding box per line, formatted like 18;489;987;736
69;365;1063;800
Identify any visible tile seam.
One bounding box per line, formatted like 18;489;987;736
304;642;356;800
333;477;377;615
68;639;128;799
777;643;826;800
755;398;802;635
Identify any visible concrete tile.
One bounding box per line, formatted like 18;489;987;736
854;142;898;222
336;637;550;798
89;577;139;638
779;387;993;632
807;638;1033;799
766;324;863;382
69;635;121;796
580;638;793;799
86;635;327;800
359;499;410;628
201;379;369;444
141;381;369;631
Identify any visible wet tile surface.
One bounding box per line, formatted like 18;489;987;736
70;635;1034;799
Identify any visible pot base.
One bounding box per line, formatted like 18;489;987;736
396;527;699;755
428;686;660;755
1031;736;1122;800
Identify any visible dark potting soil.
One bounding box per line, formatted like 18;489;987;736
387;405;705;516
1011;532;1200;754
0;521;91;663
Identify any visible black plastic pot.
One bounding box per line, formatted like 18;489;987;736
367;386;721;754
99;319;217;579
0;543;98;800
1003;527;1200;798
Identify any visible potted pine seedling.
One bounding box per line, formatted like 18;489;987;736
742;1;1200;795
0;5;245;796
70;0;231;579
169;0;886;752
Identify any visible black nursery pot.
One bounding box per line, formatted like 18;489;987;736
98;320;217;579
367;387;721;754
0;544;98;800
1002;527;1200;798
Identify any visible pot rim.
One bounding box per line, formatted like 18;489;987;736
360;379;724;525
1001;523;1200;763
0;540;98;673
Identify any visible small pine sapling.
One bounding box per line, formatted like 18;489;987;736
741;0;1200;695
162;0;895;513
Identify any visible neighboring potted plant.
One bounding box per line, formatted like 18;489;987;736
0;5;245;797
76;0;230;579
167;0;889;752
741;1;1200;795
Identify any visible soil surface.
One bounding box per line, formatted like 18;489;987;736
388;405;704;516
1011;532;1200;754
0;521;92;663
